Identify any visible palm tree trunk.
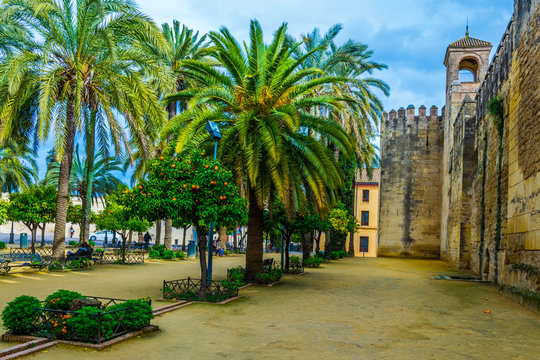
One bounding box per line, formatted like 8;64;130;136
164;218;172;250
155;220;161;246
245;188;263;281
52;102;77;260
302;232;312;263
81;110;97;245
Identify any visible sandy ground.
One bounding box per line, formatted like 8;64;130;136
0;256;539;359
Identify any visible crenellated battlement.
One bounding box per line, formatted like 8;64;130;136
381;105;444;133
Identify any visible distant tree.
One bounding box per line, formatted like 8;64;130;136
326;203;358;254
0;199;8;225
136;150;246;296
7;185;57;253
95;190;150;263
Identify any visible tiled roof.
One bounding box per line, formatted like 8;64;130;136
356;168;380;183
449;36;491;48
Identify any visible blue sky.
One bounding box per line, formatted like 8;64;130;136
35;0;515;180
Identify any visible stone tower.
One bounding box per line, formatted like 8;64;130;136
440;31;492;264
378;105;444;258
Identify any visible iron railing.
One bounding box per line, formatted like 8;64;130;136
31;296;150;344
162;277;238;303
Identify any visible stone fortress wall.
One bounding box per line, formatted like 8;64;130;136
379;0;539;310
378;105;443;258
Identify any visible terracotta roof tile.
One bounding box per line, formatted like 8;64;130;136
449;36;491;48
356;168;380;183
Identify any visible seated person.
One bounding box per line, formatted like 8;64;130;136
66;242;93;260
218;248;224;256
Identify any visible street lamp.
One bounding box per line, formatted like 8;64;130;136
9;221;14;244
205;121;221;284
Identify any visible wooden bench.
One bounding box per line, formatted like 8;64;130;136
0;253;48;274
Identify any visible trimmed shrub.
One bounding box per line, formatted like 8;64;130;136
148;249;161;258
304;256;323;268
227;266;246;286
68;240;78;246
1;295;41;334
66;258;93;269
0;241;6;249
66;306;115;341
161;250;175;259
45;290;84;311
107;299;153;331
223;249;231;256
175;250;186;259
89;241;95;247
256;266;283;284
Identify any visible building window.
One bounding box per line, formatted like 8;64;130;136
360;237;369;252
362;189;369;202
361;211;369;226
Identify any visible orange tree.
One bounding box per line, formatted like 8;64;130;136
6;185;56;253
135;150;247;292
95;188;151;263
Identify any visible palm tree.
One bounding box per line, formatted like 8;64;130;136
0;138;37;192
127;20;210;249
0;0;167;259
44;146;124;206
163;20;354;279
290;26;389;254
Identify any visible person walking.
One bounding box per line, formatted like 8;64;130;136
70;226;75;239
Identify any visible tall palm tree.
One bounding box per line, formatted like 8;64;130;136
163;20;354;279
0;0;167;259
0;138;37;192
44;146;124;206
127;20;210;249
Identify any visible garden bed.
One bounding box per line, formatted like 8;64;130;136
1;290;154;345
162;277;239;303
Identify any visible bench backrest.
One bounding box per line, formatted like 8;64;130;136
2;253;43;262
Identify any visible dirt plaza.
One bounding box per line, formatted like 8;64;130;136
1;255;538;359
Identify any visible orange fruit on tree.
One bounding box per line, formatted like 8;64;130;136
172;164;176;168
173;198;177;201
224;182;228;186
160;156;164;160
201;152;205;156
139;186;143;189
205;165;209;169
192;185;196;189
215;166;219;170
183;184;187;188
196;186;200;190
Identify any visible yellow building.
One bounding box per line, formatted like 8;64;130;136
349;169;380;257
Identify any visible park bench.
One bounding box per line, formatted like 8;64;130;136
0;253;48;274
262;258;274;270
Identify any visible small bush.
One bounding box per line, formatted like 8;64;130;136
66;306;115;341
68;240;78;246
175;250;186;259
161;250;175;259
45;290;84;311
107;299;153;331
1;295;41;334
224;250;231;256
89;241;95;247
329;251;340;260
256;266;283;284
153;245;165;255
148;249;161;258
227;266;246;286
0;241;6;249
66;258;93;269
95;248;104;254
304;257;323;268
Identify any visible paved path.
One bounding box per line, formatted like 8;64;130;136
0;256;538;359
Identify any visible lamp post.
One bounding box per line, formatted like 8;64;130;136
205;121;221;284
280;225;284;271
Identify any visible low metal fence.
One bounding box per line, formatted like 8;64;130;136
162;276;238;303
31;296;150;344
